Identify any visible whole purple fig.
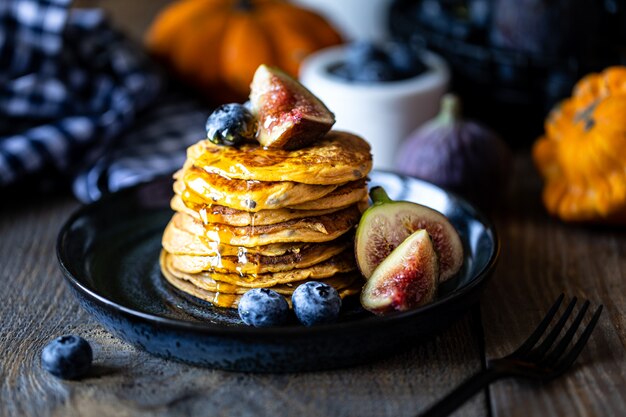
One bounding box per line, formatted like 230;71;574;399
396;94;512;208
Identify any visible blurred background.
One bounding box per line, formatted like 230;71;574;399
2;0;626;203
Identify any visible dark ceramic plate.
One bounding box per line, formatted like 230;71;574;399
57;171;498;373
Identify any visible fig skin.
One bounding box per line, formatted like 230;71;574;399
355;186;463;281
396;94;512;209
249;65;335;150
361;229;438;314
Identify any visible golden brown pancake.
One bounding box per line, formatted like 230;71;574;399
162;251;360;295
186;130;372;185
288;180;368;210
169;241;349;274
173;205;361;247
162;220;326;257
161;258;363;308
178;166;338;211
175;178;367;220
171;193;355;226
162;249;356;287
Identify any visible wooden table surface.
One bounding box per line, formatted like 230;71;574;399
2;2;626;416
1;154;624;417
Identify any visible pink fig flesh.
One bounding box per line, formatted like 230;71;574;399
361;229;438;314
249;65;335;150
355;187;463;281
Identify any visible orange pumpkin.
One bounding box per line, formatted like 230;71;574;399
533;66;626;224
145;0;342;102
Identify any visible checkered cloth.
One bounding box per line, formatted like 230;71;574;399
0;0;209;202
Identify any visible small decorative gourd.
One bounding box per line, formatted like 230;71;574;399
145;0;342;102
533;66;626;224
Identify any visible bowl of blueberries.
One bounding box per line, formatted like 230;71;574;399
300;41;449;170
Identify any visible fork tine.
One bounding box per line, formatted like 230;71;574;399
552;305;603;376
526;297;578;361
510;293;565;358
539;300;590;367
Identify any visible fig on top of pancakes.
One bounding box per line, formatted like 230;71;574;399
160;64;373;311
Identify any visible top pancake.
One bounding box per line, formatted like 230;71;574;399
186;130;372;185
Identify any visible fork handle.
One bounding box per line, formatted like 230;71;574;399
418;367;502;417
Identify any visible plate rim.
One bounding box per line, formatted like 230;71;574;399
56;171;500;337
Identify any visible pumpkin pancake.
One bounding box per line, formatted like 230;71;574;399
168;239;349;274
171;193;354;226
173;205;361;247
162;251;360;295
288;179;368;210
178;166;338;211
161;257;363;308
162;220;325;257
175;179;367;220
186;130;372;185
161;249;356;287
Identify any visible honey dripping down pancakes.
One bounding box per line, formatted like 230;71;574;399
160;66;372;309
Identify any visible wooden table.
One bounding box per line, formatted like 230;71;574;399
1;154;624;417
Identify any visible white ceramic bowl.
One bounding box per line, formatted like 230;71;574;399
300;46;449;170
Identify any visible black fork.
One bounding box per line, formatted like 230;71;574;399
419;294;603;417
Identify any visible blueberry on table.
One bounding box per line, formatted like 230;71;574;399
292;281;341;326
205;103;256;146
238;288;290;327
41;335;93;379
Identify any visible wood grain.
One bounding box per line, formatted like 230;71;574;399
0;193;486;417
482;157;626;417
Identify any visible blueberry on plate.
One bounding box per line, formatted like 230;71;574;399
205;103;256;147
292;281;342;326
238;288;290;327
41;335;93;379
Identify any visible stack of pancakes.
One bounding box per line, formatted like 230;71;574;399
160;130;373;308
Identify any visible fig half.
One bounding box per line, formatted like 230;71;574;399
355;186;463;281
361;229;438;314
249;65;335;150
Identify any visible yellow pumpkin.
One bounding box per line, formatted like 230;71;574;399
145;0;342;102
533;66;626;224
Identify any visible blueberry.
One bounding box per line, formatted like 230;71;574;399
205;103;256;147
238;288;289;327
345;40;388;68
352;60;396;83
41;335;93;379
292;281;341;326
387;42;427;79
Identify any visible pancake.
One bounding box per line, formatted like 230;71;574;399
288;180;368;210
168;240;349;274
171;193;355;226
161;259;363;308
162;249;356;287
175;179;367;221
186;130;372;185
173;205;361;247
178;166;338;211
162;220;327;257
162;251;360;295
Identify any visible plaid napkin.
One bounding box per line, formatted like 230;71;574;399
0;0;209;202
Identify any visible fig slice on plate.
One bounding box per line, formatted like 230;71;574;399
361;229;438;314
355;186;464;281
249;64;335;150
